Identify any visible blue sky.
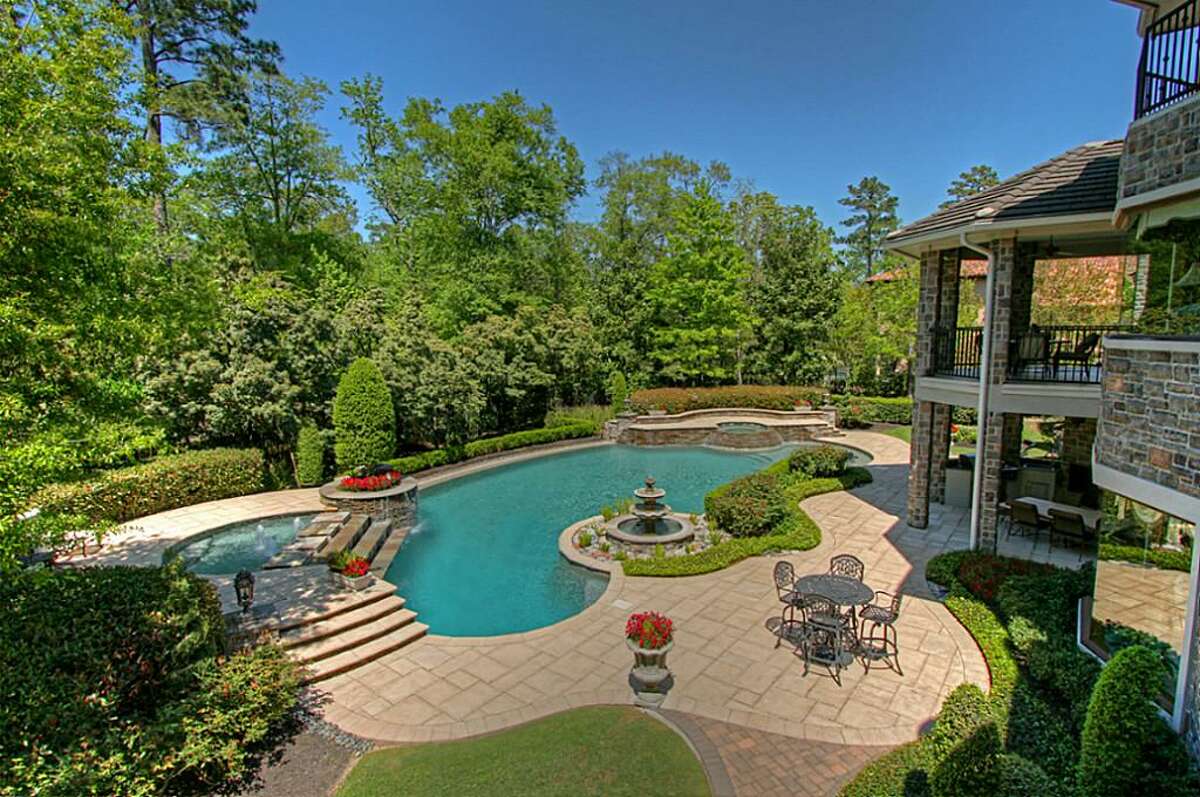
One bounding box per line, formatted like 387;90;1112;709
250;0;1142;230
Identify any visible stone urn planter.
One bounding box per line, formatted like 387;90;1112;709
626;611;674;707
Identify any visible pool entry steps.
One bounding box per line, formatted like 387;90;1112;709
277;584;426;683
260;511;410;577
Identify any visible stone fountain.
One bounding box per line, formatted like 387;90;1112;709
608;476;694;545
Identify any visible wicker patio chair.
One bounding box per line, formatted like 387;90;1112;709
1049;508;1091;560
1007;499;1045;541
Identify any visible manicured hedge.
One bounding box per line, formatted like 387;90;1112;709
704;471;787;537
294;423;326;487
333;358;395;471
624;466;872;577
1099;542;1192;573
829;395;977;427
788;444;851;477
1077;645;1195;797
389;422;598;475
0;563;300;795
31;448;264;523
629;385;825;414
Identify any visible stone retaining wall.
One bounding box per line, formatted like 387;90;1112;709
318;478;419;527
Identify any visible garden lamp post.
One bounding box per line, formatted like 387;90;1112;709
234;569;255;614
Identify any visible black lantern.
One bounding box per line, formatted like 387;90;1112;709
234;569;255;614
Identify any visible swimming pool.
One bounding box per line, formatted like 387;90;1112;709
383;443;799;637
173;513;316;575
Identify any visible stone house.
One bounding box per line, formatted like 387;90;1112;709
890;0;1200;758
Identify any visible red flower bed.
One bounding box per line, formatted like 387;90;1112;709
957;553;1053;601
339;469;403;492
341;556;370;578
626;611;673;649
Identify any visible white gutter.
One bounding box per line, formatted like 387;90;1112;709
960;231;995;551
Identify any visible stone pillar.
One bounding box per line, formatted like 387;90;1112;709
930;404;953;504
974;236;1024;548
908;399;935;528
914;250;942;376
1062;417;1097;466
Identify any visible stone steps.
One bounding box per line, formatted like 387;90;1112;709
278;594;407;649
273;583;395;635
368;527;409;577
319;514;369;559
288;607;419;665
352;519;391;562
299;620;428;683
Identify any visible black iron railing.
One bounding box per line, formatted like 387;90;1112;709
1008;325;1130;384
931;324;1132;384
1135;0;1200;119
932;325;983;379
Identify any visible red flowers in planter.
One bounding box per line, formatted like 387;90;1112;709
626;611;673;649
341;556;370;578
340;469;403;492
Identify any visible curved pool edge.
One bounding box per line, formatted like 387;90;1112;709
160;509;318;566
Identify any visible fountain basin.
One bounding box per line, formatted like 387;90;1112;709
608;513;695;545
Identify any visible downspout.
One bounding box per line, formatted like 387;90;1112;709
961;231;995;551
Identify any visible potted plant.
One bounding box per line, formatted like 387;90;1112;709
329;551;373;590
625;611;674;706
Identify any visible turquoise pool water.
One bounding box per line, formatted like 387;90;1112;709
383;443;800;637
174;513;315;575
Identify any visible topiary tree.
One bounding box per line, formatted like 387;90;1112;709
607;370;628;414
294;422;326;486
1077;644;1195;797
333;358;395;472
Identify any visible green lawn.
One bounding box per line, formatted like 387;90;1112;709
335;706;711;797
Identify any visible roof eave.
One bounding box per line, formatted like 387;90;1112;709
883;211;1120;256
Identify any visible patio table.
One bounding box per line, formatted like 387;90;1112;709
789;573;874;668
1001;497;1102;531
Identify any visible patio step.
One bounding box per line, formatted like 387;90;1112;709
273;583;395;635
288;607;418;664
352;519;391;562
369;528;408;577
299;620;428;683
319;514;369;559
278;594;407;649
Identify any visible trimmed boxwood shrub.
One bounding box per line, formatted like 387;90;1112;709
788;444;851;478
294;423;326;487
31;448;264;523
994;754;1055;797
390;422;598;475
704;472;787;537
333;358;395;472
1099;542;1192;573
0;563;300;796
629;385;824;414
930;720;1001;797
828;395;977;427
926;683;991;760
1077;645;1196;797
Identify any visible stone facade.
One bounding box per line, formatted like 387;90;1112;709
1097;343;1200;499
1118;93;1200;202
318;478;419;527
1061;417;1097;466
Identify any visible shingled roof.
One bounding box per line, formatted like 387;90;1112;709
885;140;1124;246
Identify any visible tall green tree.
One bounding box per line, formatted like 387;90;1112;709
585;151;730;380
646;181;752;384
837;176;899;279
733;192;841;384
342;78;586;332
941;163;1000;208
122;0;279;230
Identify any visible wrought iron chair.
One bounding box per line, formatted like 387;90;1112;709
829;553;865;581
1006;499;1045;542
793;595;854;686
772;561;811;647
858;590;903;675
1049;508;1091;559
1051;333;1100;379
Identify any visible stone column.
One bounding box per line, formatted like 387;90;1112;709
975;236;1023;548
908;249;951;528
930;404;953;504
1062;417;1098;466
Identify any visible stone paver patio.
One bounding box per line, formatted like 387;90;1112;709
85;430;1096;757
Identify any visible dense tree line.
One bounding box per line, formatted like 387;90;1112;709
3;0;958;529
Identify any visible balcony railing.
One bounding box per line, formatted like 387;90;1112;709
1135;0;1200;119
931;325;1132;384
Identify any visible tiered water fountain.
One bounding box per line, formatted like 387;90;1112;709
609;476;695;545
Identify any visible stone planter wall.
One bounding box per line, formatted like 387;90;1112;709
318;477;418;526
